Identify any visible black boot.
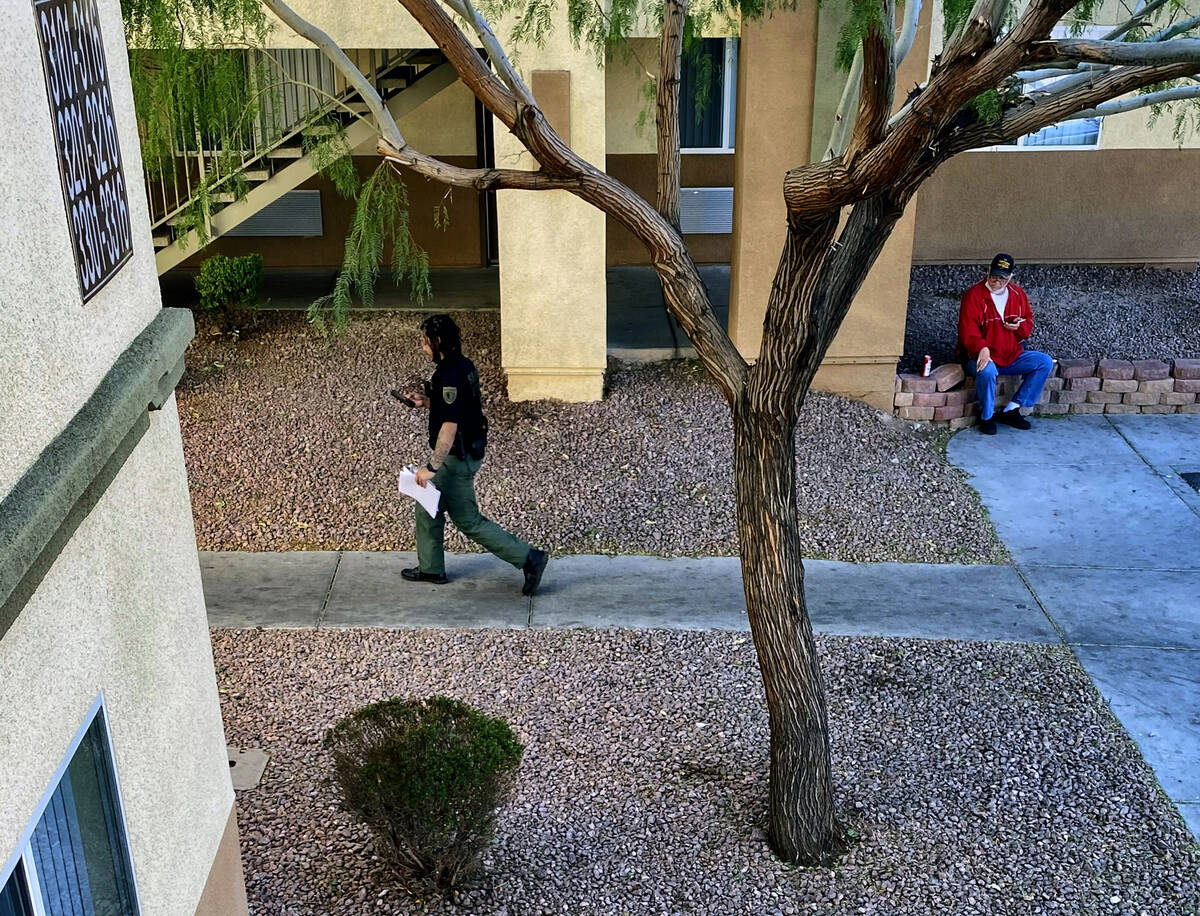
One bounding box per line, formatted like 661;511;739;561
522;549;548;596
979;417;998;435
401;567;448;585
998;407;1032;430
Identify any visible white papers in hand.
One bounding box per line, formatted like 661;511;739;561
398;466;442;518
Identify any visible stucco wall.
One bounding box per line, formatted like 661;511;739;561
605;154;734;264
0;1;238;912
605;39;657;156
912;148;1200;264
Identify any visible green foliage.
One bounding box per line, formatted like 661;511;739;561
970;88;1003;124
941;0;975;46
123;0;268;174
324;696;523;897
194;253;262;330
835;0;890;70
508;0;555;50
309;164;431;332
433;198;452;231
304;117;360;200
1144;79;1200;144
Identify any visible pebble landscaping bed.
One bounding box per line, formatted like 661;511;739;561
902;265;1200;373
217;627;1200;915
179;311;1003;564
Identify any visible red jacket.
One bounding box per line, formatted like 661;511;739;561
957;280;1034;368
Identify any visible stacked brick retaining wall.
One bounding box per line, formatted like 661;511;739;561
893;359;1200;428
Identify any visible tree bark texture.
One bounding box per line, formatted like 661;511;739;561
655;0;686;228
733;408;841;864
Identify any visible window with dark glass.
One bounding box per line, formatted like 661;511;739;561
679;38;737;150
1;706;140;916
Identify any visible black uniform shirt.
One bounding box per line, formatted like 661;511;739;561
428;354;486;456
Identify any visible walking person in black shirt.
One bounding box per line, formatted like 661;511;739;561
395;314;548;594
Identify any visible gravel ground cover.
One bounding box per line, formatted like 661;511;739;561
216;627;1200;915
179;311;1002;563
902;265;1200;372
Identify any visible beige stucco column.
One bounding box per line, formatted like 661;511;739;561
727;5;821;358
495;25;607;401
729;0;932;410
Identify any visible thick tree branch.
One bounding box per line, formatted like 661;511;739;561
827;0;919;161
845;0;898;164
896;0;923;66
1146;12;1200;43
942;60;1200;152
260;0;407;148
1062;82;1200;119
791;192;908;397
942;0;1012;66
440;0;537;107
378;138;580;190
655;0;687;228
791;0;1199;220
1101;0;1175;40
747;212;841;420
1028;10;1200;92
825;50;864;160
1034;37;1200;66
1018;61;1108;83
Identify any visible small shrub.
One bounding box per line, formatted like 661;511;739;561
193;253;262;331
324;696;523;898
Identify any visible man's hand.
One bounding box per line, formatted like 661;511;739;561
1004;316;1023;331
408;391;429;408
976;347;991;373
415;466;435;488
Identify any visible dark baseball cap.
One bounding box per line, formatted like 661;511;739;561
989;253;1015;278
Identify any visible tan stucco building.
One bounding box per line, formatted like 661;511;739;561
0;0;248;912
152;0;1200;409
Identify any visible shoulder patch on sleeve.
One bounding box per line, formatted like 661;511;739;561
442;386;457;405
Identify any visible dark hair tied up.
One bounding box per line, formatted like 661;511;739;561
420;314;462;360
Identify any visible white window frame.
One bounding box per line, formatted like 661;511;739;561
681;38;739;154
0;694;142;916
973;23;1108;152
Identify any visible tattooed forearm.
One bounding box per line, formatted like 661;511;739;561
430;422;457;468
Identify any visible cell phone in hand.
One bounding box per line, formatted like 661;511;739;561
389;389;416;408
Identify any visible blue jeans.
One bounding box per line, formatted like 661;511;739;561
965;349;1055;420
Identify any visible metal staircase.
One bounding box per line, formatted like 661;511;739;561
147;48;456;274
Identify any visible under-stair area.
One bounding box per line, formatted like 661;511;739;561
147;47;457;274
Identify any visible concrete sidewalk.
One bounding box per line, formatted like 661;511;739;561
201;551;1056;641
948;413;1200;838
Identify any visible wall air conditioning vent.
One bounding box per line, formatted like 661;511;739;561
679;186;733;234
225;190;323;237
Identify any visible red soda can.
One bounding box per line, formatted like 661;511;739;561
922;355;932;377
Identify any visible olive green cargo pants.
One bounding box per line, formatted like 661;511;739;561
415;453;531;576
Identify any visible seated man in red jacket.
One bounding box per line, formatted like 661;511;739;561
958;254;1055;435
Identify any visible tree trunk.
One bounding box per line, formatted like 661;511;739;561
733;406;842;865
